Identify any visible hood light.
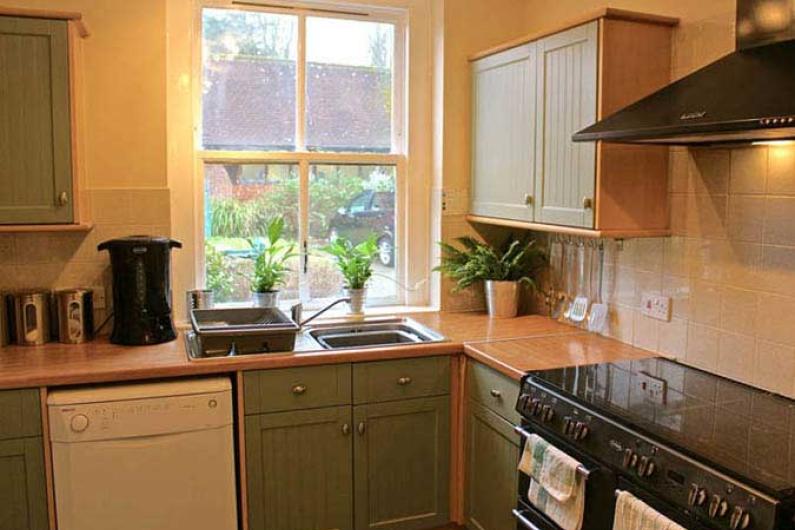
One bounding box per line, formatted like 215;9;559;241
751;140;795;146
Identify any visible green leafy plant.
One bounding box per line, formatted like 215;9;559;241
435;237;546;292
251;218;298;293
205;242;235;301
322;234;379;290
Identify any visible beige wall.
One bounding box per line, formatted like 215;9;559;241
525;0;795;398
439;0;537;310
0;1;171;325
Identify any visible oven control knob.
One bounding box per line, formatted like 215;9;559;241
708;495;729;518
563;417;574;436
530;399;542;416
636;456;649;477
541;405;554;422
574;422;589;441
622;449;636;469
730;506;751;530
644;459;656;477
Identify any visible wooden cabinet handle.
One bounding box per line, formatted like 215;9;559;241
357;422;366;435
582;197;593;209
58;191;69;206
524;194;533;206
490;389;502;398
342;423;351;436
291;384;307;395
397;376;412;386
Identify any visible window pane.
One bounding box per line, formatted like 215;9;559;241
308;165;397;306
306;18;394;153
202;9;297;151
204;163;299;304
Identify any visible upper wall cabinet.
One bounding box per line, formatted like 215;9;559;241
469;9;678;238
0;11;89;230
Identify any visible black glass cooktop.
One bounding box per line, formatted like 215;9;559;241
527;357;795;496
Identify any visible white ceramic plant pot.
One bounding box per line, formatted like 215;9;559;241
253;291;279;308
346;288;366;315
484;280;520;318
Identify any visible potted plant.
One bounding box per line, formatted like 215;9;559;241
250;218;297;308
322;235;379;314
435;236;546;318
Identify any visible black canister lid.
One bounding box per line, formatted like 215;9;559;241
97;235;182;252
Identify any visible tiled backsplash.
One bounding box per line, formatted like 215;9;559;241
554;146;795;399
0;188;171;327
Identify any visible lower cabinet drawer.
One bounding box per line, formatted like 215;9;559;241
467;361;520;424
0;436;48;530
353;356;450;404
0;389;41;441
244;364;352;414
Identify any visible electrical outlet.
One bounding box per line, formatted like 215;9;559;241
640;292;671;322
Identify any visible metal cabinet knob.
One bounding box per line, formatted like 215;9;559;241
524;194;534;206
582;196;593;209
397;376;412;386
489;389;502;398
342;423;351;435
58;191;69;206
357;422;366;435
291;384;307;395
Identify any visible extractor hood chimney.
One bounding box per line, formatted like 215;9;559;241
573;0;795;145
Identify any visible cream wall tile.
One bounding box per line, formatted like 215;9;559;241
730;147;768;195
727;195;765;242
756;293;795;346
690;149;730;195
669;194;689;236
128;189;171;225
767;146;795;195
720;287;758;336
662;274;690;320
669;150;691;193
662;236;690;277
764;197;795;246
90;190;133;225
686;194;728;239
717;332;755;382
755;340;795;396
634;238;664;274
634;270;662;306
690;281;722;327
658;318;687;359
606;305;634;344
686;323;720;371
632;312;658;352
724;242;763;290
759;245;795;297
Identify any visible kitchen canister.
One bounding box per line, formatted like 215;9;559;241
55;289;94;344
13;291;51;346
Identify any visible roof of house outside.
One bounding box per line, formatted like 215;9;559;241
202;56;392;152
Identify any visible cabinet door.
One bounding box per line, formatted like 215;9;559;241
0;437;48;530
534;22;598;228
0;16;73;225
246;406;353;530
465;401;519;530
471;44;536;221
353;396;449;530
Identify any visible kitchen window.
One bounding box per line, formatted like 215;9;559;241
198;2;409;309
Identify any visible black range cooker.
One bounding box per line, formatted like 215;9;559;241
513;357;795;530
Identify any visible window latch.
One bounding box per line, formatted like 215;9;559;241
303;240;309;274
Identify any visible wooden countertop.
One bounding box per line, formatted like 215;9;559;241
0;312;655;390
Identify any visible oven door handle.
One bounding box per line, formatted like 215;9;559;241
513;424;592;479
512;508;543;530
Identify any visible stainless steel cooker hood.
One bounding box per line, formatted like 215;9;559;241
573;0;795;145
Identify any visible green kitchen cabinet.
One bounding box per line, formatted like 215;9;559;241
245;406;354;530
0;15;73;225
465;400;520;530
353;396;450;530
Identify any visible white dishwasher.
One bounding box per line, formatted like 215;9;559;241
48;377;238;530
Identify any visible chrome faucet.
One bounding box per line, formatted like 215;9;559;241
290;297;351;328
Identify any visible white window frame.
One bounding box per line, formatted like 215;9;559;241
194;0;412;307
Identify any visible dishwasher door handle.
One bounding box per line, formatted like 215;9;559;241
512;508;543;530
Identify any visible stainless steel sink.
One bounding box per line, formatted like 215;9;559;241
306;317;446;350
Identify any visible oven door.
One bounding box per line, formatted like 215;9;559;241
614;477;715;530
514;421;616;530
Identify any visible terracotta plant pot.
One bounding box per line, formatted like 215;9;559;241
252;290;279;308
484;280;520;318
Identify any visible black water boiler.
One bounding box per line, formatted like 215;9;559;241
98;236;182;345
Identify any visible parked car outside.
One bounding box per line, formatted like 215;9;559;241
327;190;395;267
